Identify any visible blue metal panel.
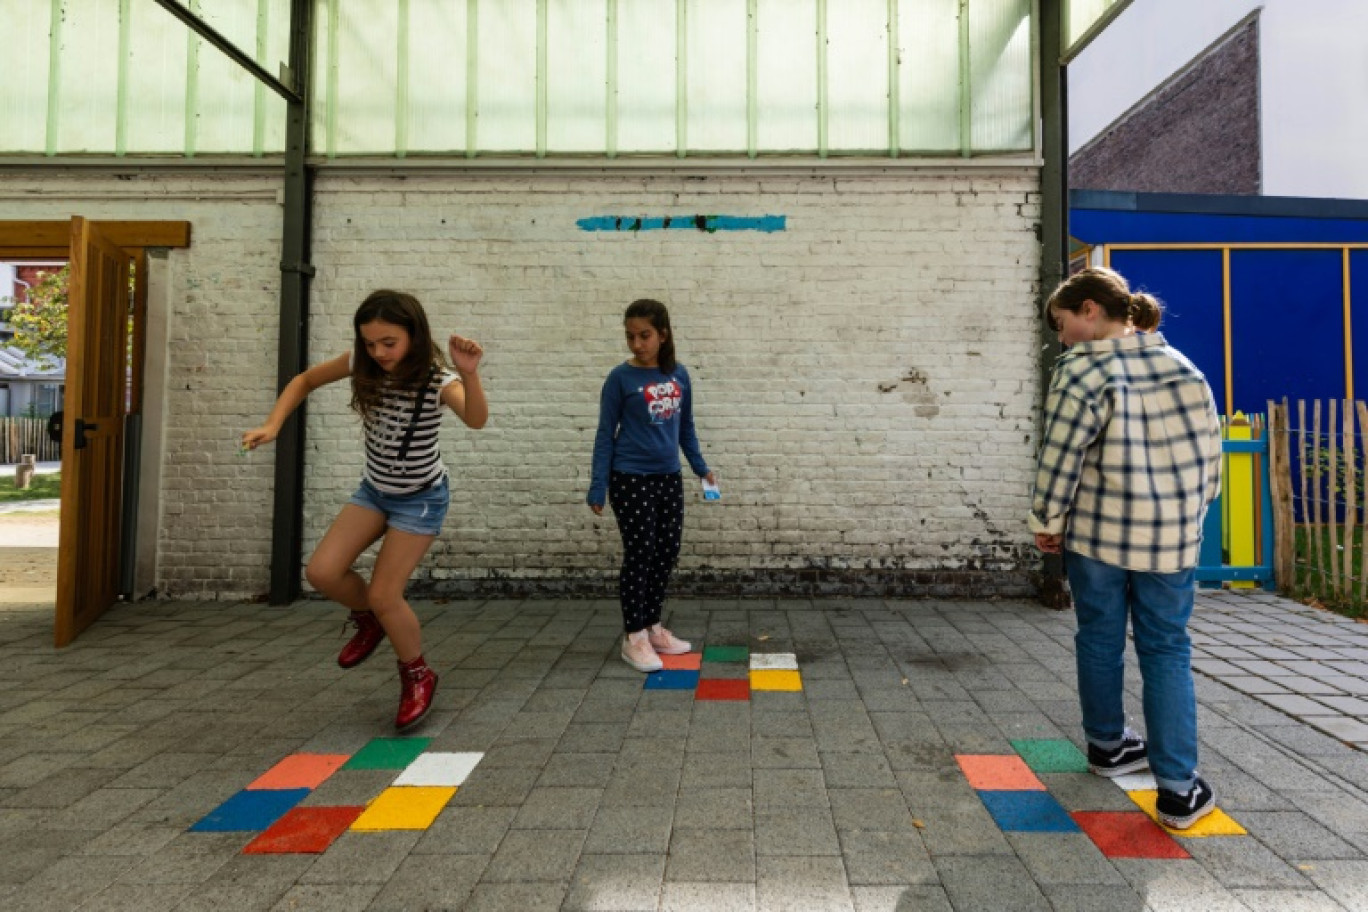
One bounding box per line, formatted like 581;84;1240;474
1071;209;1368;245
1108;249;1226;413
1229;249;1343;415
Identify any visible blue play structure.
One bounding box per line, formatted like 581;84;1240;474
1069;190;1368;418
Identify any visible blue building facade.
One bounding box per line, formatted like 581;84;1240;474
1069;190;1368;418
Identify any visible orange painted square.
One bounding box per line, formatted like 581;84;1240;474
955;755;1046;791
660;652;702;671
1073;811;1190;859
696;679;750;701
248;754;350;791
243;806;363;854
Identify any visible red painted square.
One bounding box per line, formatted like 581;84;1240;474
660;652;702;671
955;755;1046;791
696;678;750;701
248;754;350;791
242;806;364;854
1072;811;1190;859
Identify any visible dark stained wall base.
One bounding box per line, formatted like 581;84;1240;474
401;567;1040;601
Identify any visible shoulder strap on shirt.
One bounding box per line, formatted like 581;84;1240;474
394;367;437;466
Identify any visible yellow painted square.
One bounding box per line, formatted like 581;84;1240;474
350;786;456;831
749;670;802;692
1127;790;1248;837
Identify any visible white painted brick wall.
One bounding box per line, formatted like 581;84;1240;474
0;167;1043;598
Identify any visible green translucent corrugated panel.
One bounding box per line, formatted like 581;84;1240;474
2;0;1034;158
1066;0;1120;49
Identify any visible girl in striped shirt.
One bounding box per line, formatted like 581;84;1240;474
243;289;488;730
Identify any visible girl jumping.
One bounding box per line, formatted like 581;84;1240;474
589;298;715;672
243;289;487;730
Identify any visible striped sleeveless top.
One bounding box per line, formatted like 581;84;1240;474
352;354;459;495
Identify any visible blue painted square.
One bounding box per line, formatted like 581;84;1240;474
977;790;1080;833
189;788;310;832
643;670;700;690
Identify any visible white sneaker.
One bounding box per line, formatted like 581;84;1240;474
647;625;691;655
621;632;663;672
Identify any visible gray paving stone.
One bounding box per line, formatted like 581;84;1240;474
1236;811;1364;860
933;855;1052;911
447;766;540;807
168;855;315;912
850;884;953;911
563;853;666;911
820;751;897;788
365;853;486;911
1110;858;1269;912
839;829;938;886
756;807;840;855
1039;883;1148;912
1301;860;1368;909
660;882;757;911
752;767;828;809
266;883;382;912
681;751;752;788
665;828;755;882
1305;716;1368;743
583;805;674;855
481;828;586;882
538;751;617;787
413;805;517;855
1229;888;1350;912
601;765;680;807
912;795;1013;857
673;787;752;830
756;855;854;912
829;788;916;833
511;786;603;829
751;737;821;769
1005;832;1129;887
75;882;196;912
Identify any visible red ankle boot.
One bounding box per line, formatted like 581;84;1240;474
396;656;438;731
338;611;386;669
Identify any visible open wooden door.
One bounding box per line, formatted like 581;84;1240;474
55;218;131;647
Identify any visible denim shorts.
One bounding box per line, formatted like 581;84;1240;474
347;475;449;537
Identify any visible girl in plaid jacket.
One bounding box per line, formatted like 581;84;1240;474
1031;267;1223;830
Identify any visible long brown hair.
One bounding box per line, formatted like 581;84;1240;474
624;298;676;374
1046;266;1162;333
350;290;445;419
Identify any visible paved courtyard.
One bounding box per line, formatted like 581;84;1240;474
1;591;1366;911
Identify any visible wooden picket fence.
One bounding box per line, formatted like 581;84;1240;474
0;417;60;464
1269;398;1368;611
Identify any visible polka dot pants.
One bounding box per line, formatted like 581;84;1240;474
609;471;684;633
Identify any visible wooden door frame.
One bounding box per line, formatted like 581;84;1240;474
1;220;190;645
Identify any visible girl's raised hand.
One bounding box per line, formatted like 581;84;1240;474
449;334;483;375
241;426;278;451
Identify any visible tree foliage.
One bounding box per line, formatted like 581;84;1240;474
5;265;69;368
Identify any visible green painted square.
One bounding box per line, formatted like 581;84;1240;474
343;738;432;770
702;646;749;663
1011;739;1089;774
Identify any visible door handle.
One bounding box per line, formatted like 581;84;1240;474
73;418;99;450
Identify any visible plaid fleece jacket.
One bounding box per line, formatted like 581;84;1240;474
1029;333;1223;573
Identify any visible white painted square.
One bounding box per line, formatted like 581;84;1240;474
1111;771;1157;792
749;653;798;671
393;752;484;787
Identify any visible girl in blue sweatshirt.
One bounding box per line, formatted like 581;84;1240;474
589;299;715;671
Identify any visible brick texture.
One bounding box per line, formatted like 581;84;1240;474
0;168;1044;598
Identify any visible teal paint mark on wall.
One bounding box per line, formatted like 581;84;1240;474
577;215;786;233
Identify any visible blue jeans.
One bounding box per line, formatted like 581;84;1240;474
1065;550;1198;793
347;476;449;537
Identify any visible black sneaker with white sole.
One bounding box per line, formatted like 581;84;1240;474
1086;732;1150;777
1156;776;1216;830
